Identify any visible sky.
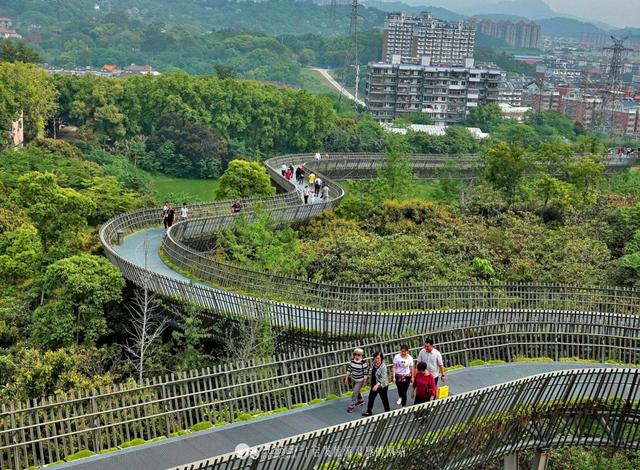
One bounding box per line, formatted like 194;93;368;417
544;0;640;28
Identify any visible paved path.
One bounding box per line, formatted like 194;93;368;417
57;362;613;470
312;68;365;107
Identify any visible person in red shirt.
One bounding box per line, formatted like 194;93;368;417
412;361;436;405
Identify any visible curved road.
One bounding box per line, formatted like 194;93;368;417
56;362;616;470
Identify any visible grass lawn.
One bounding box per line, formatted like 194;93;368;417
298;68;339;96
148;174;220;203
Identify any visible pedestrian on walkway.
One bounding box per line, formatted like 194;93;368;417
344;348;368;413
303;185;310;204
315;152;321;162
285;167;292;181
308;172;316;188
180;202;189;222
417;338;445;386
165;203;175;229
412;362;436;405
391;345;414;407
321;182;329;201
314;176;322;196
280;163;287;176
162;201;169;228
362;351;390;416
231;198;242;214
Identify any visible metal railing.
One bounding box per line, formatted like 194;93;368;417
185;367;640;470
98;153;640;336
1;316;638;469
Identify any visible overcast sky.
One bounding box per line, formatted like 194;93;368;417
544;0;640;28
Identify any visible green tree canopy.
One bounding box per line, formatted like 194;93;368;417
482;142;531;200
10;171;95;254
0;62;58;145
215;160;275;199
31;254;125;348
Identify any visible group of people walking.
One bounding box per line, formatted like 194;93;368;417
280;162;329;204
162;202;189;229
343;338;445;416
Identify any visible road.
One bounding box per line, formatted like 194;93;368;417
312;68;365;107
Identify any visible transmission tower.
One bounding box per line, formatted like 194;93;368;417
348;0;361;102
600;35;632;133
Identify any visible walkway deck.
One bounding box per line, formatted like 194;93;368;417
57;362;613;470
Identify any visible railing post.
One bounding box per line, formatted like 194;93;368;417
159;383;171;437
503;453;519;470
461;328;469;367
282;362;292;410
10;403;19;470
90;395;102;453
532;449;549;470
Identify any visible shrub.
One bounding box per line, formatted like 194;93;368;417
190;421;214;432
291;403;307;409
235;412;254;421
169;430;190;437
326;394;339;400
65;449;96;461
120;438;146;448
469;359;486;367
309;398;325;405
99;447;118;454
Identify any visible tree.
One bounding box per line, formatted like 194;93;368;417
407;112;433;125
123;287;167;382
0;40;40;64
0;62;58;144
11;172;95;253
216;210;304;277
215;160;275;199
214;64;236;79
482;142;531;201
0;224;42;284
146;113;228;178
31;255;125;348
465;104;503;131
169;306;215;371
377;135;415;200
563;157;606;204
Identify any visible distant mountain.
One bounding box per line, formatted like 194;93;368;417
471;13;531;22
387;0;556;19
364;1;464;21
537;17;605;38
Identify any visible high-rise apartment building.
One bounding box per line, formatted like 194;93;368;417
366;58;501;124
473;19;541;49
382;12;475;65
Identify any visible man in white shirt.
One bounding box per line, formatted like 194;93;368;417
180;203;189;222
417;338;445;386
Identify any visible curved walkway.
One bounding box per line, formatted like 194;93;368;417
56;362;615;470
102;153;640;338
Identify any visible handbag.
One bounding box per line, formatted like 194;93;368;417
436;385;449;399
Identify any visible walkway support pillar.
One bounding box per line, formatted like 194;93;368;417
503;453;519;470
532;449;550;470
